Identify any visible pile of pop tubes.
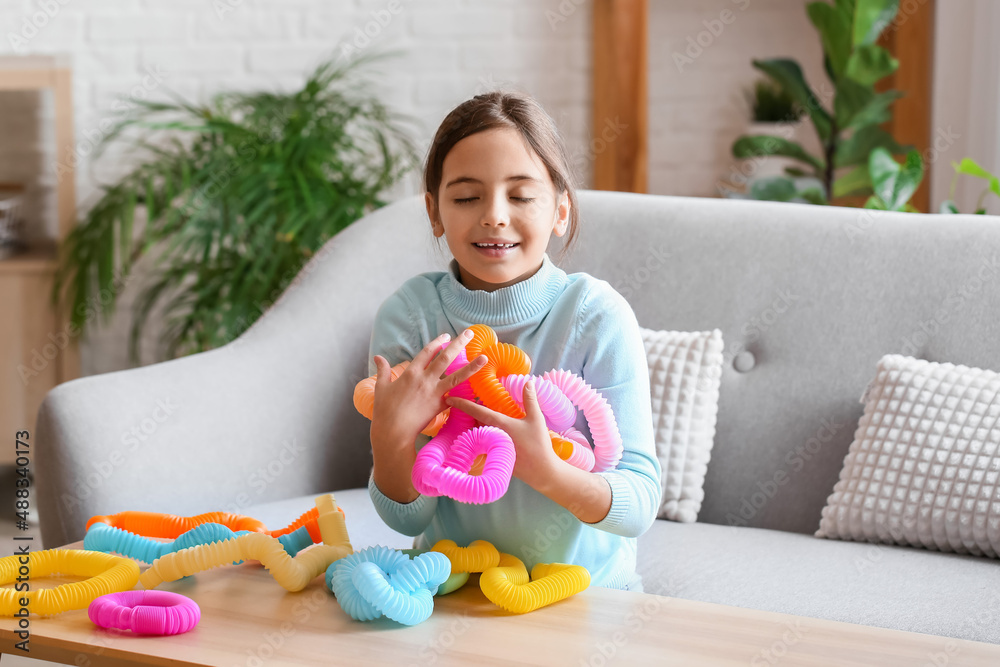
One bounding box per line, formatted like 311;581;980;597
2;323;618;631
354;323;624;504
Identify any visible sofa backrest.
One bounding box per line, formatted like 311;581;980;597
556;190;1000;533
247;189;1000;535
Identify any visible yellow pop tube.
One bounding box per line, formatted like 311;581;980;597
430;539;500;573
480;553;590;614
0;550;140;616
140;494;352;592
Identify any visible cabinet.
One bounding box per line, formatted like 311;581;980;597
0;55;80;463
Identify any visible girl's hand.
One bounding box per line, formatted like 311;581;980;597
370;330;487;450
444;378;562;492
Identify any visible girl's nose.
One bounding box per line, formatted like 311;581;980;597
481;194;509;226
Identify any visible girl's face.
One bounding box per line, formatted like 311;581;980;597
426;127;570;292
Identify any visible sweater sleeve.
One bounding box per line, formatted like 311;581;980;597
366;287;439;536
575;283;662;538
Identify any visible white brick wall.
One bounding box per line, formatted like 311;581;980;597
0;0;821;376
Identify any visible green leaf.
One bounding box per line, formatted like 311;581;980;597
954;158;1000;197
864;195;887;209
848;89;904;130
939;200;959;214
845;44;898;85
869;147;923;211
785;166;809;177
835;125;907;168
853;0;899;46
750;176;798;202
976;209;987;215
808;2;852;77
753;58;833;142
732;135;825;172
833;164;873;197
836;0;857;16
797;187;828;205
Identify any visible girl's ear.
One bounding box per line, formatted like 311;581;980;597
553;191;570;237
425;192;444;237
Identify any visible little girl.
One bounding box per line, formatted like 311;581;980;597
367;91;661;591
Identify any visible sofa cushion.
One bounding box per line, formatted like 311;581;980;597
637;519;1000;644
816;354;1000;558
640;327;724;523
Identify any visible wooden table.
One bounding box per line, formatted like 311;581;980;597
2;543;999;666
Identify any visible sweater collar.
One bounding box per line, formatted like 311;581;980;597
440;253;568;326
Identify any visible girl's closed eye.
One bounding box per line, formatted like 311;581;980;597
453;196;536;204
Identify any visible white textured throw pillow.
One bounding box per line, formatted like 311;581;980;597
816;354;1000;558
640;327;724;523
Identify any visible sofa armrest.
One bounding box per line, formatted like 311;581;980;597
36;196;436;548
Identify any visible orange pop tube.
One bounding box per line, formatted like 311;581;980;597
139;494;353;592
430;539;500;573
0;550;140;616
86;511;266;536
479;553;590;614
468;342;531;419
86;505;341;545
354;360;449;437
464;323;498;361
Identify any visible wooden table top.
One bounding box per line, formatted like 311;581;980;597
2;542;999;666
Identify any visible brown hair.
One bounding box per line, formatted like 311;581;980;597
423;90;580;264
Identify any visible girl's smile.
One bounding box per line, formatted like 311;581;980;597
426;127;570;292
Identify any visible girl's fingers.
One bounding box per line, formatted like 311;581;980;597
410;332;453;368
373;355;388;386
429;328;475;376
448;353;487;386
446;396;501;428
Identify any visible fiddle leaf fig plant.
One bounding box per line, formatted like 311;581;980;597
51;50;420;365
732;0;910;203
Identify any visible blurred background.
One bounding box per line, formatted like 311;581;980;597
0;0;997;436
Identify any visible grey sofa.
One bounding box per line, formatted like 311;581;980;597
36;190;1000;644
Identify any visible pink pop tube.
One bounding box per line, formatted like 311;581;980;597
557;426;596;471
432;426;515;504
499;374;576;432
411;348;516;503
497;374;594;472
88;591;200;635
541;369;623;472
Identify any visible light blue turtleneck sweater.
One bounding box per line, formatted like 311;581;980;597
367;253;661;590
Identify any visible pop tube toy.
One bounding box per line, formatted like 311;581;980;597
540;369;623;472
409;347;517;504
86;505;334;544
0;550;140;616
326;546;451;626
430;539;500;573
358;324;623;504
84;522;317;564
88;590;200;635
139;495;352;592
400;549;469;595
479;552;591;614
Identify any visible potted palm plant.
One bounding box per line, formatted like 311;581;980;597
52;50;420;365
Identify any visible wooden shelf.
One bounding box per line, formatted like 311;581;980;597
0;55;79;465
0;240;59;274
